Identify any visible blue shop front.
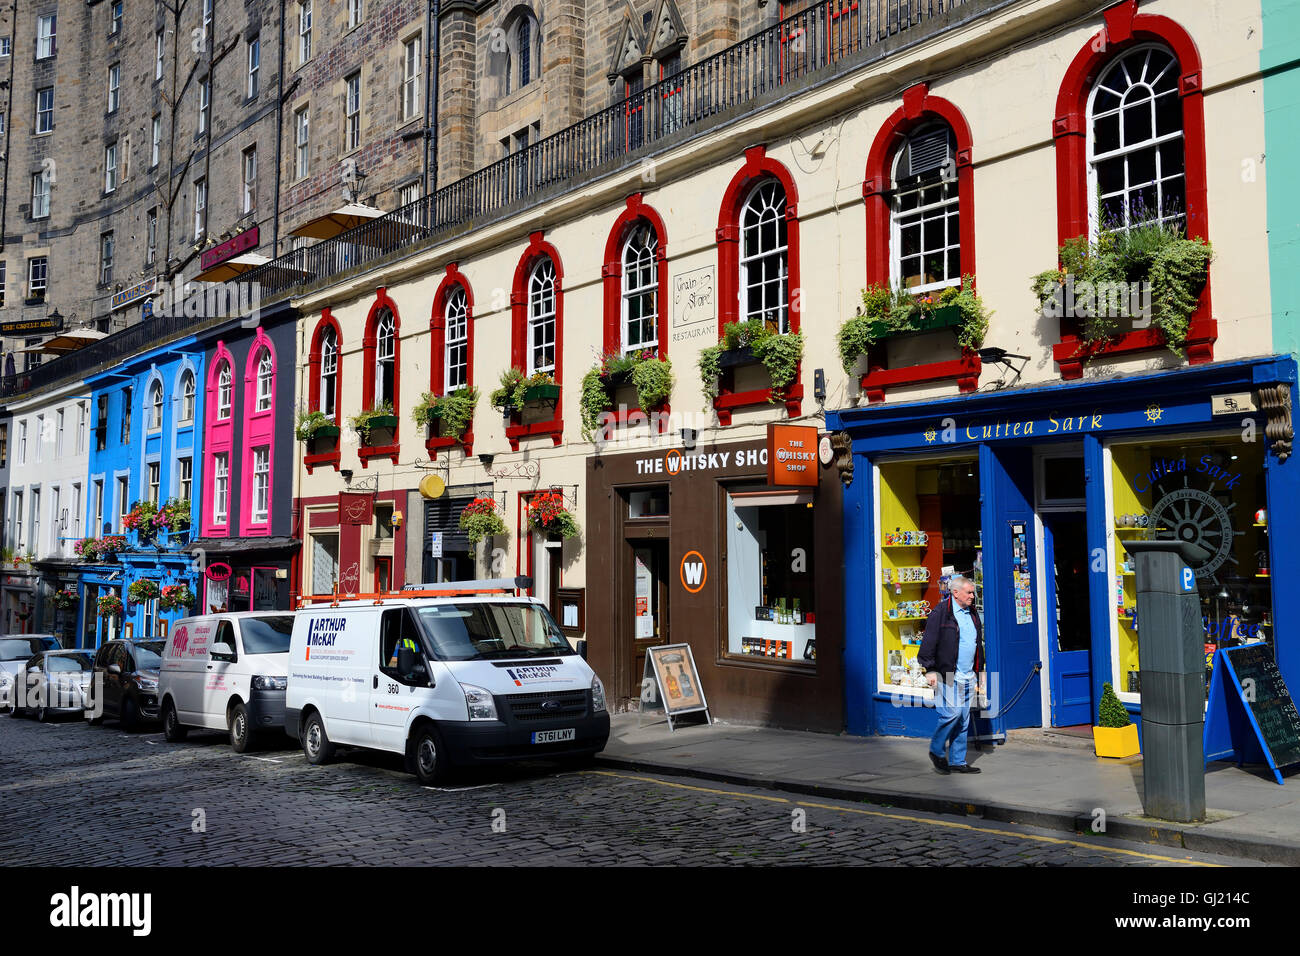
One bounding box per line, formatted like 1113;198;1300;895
827;356;1299;740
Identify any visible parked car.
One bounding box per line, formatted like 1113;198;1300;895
7;649;96;722
87;639;165;729
286;580;609;784
158;612;295;752
0;636;61;707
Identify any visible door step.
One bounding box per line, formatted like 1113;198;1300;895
1005;727;1097;751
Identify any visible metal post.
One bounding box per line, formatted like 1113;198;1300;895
1122;539;1209;823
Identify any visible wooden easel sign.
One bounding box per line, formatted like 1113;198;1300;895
1204;644;1300;785
641;643;711;731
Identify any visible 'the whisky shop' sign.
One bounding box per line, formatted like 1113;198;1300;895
767;423;820;487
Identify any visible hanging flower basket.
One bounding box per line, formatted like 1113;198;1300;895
127;579;161;605
526;491;581;540
51;589;78;611
159;583;195;613
459;497;508;544
97;595;124;619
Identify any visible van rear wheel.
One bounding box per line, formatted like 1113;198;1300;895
162;699;188;742
412;725;448;785
302;712;334;765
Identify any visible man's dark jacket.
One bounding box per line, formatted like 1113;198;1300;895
917;596;984;683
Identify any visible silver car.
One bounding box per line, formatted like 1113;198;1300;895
7;649;95;722
0;636;60;708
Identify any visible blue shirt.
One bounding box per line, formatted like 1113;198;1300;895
954;602;977;681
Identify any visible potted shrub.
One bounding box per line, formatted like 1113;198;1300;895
1093;681;1141;758
159;583;194;613
579;350;674;439
127;579;161;606
97;594;124;619
526;491;581;540
349;401;397;446
698;319;804;405
296;408;340;453
1031;213;1212;356
837;277;991;375
413;386;479;442
459;497;508;544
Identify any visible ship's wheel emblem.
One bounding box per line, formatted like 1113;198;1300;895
1145;403;1163;423
1149;480;1240;579
924;428;937;443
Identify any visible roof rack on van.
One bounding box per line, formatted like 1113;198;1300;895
296;576;534;608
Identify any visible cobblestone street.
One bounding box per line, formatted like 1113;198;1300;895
0;716;1244;866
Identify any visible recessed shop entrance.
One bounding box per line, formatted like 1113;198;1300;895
624;535;669;701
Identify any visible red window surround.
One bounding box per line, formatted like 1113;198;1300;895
359;287;401;468
305;309;342;474
241;328;276;536
428;264;475;460
507;231;564;451
601;193;671;428
201;343;235;537
861;82;981;403
1050;0;1214;378
714;145;803;425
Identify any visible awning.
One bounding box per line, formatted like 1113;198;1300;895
195;252;271;283
289;203;386;240
27;330;108;355
187;536;302;556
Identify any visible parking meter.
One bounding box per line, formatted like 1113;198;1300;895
1121;539;1209;823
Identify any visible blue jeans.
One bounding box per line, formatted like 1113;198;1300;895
930;677;975;767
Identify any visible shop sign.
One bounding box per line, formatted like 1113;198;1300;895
338;492;374;526
110;276;157;311
767;424;819;487
679;551;707;593
637;446;767;477
1211;392;1257;416
205;563;232;582
923;411;1106;445
200;226;259;271
0;316;62;336
671;266;716;344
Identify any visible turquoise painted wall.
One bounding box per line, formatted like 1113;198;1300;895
1263;0;1300;356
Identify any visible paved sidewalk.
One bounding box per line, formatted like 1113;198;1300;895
595;713;1300;864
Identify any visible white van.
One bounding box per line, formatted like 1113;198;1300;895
158;611;297;752
285;580;610;783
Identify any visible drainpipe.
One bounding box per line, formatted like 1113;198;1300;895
0;0;16;254
422;0;440;200
272;0;286;253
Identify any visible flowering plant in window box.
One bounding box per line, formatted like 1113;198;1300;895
526;491;581;540
123;500;162;539
412;386;479;441
97;535;128;558
1031;214;1212;356
579;350;674;440
97;594;124;619
491;369;558;415
51;589;78;611
158;498;191;533
348;401;396;445
127;579;161;605
74;538;102;561
698;318;804;404
459;496;508;544
159;583;195;613
836;277;990;375
295;408;339;442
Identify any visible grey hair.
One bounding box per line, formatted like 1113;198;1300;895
949;575;975;592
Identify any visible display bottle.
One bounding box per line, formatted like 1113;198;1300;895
777;598;788;625
792;598;803;625
665;667;682;699
676;665;694;698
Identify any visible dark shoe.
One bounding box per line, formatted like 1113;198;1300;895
950;764;982;773
929;752;950;774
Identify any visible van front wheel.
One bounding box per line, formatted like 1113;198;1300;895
412;725;448;785
229;702;255;753
162;699;188;742
302;712;334;765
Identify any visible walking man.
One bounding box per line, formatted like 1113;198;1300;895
918;575;984;775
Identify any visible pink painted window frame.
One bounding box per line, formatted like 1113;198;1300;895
242;329;276;536
202;344;235;537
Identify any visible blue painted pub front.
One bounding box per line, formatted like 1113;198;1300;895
828;356;1299;740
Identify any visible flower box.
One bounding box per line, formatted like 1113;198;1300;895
310;430;339;455
366;415;399;429
716;346;759;370
313;424;341;439
1092;723;1140;759
866;304;964;340
600;369;635;389
523;383;561;403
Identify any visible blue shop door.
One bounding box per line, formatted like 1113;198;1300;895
1043;513;1093;726
978;445;1043;733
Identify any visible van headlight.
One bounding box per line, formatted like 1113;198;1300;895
460;683;498;721
591;675;606;713
252;675;287;691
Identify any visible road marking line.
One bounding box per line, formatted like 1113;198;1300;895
423;784;497;792
245;756;283;763
588;770;1220;866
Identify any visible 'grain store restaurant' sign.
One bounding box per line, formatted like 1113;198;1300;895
585;434;844;733
827;356;1300;745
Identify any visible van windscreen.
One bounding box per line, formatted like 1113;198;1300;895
415;603;573;661
241;616;295;654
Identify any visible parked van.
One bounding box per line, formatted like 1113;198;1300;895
285;580;609;783
159;612;296;752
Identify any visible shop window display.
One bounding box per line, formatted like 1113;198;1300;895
725;490;816;664
1109;434;1273;704
876;458;982;695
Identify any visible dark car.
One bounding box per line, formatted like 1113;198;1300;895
88;639;164;729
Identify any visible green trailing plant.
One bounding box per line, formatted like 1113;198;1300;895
755;329;804;402
1098;681;1132;728
294;408;336;442
580;368;612;439
490;367;529;413
697;320;803;405
347;401;395;443
697;345;723;402
837;278;990;374
579;351;674;440
411;386;479;439
459;497;508;544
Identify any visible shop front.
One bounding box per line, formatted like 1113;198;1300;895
188;539;298;612
585;430;845;732
828;356;1299;739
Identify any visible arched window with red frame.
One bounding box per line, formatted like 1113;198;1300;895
506;232;564;450
428;264;476;458
359;288;401;465
714;146;802;423
860;82;980;402
601;193;668;359
1050;0;1213;377
305;310;342;473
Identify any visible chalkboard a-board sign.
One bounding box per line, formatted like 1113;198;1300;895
1204;643;1300;785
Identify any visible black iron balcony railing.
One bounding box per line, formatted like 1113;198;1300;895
6;0;975;400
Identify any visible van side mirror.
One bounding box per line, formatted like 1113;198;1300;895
397;645;415;678
211;642;235;661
